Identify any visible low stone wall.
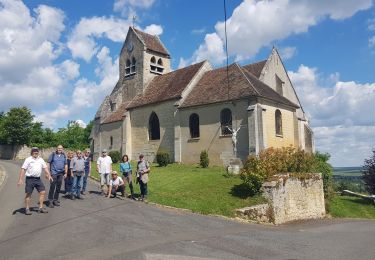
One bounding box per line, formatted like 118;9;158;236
0;145;55;160
237;173;326;224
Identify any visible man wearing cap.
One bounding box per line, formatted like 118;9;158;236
97;149;112;195
136;154;150;202
47;145;68;208
17;147;53;215
107;171;125;198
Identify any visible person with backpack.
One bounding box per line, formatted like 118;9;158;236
119;154;135;200
47;145;68;208
65;151;74;197
136;154;150;202
70;150;85;200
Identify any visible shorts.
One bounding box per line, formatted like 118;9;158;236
122;171;132;183
25;177;45;194
100;173;110;186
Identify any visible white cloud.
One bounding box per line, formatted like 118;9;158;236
144;24;163;36
59;60;80;80
368;18;375;30
279;46;297;60
289;64;375;166
67;16;131;61
73;119;87;128
191;28;206;35
369;35;375;47
113;0;156;17
181;0;373;65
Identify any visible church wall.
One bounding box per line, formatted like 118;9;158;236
98;121;123;155
129;100;176;163
179;100;249;166
261;103;296;149
143;51;171;87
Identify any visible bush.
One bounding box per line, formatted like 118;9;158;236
240;147;318;195
314;152;334;200
362;150;375;194
156;150;170;167
200;150;209;168
108;151;121;163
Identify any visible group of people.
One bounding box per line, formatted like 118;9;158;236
17;145;150;215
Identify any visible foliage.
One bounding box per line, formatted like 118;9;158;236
362;150;375;195
0;107;34;145
108;151;121;163
314;152;334;199
91;162;266;217
200;150;209;168
333;181;366;193
156;150;170;167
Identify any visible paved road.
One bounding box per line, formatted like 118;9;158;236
0;160;374;260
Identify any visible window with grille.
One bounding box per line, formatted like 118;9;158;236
189;113;200;138
220;108;232;135
149;112;160;140
275;109;283;136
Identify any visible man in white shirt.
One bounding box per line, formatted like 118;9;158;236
107;171;125;198
96;149;112;195
17;147;53;215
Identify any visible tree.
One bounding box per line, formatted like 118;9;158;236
83;120;93;144
362;150;375;195
0;107;34;145
314;152;334;199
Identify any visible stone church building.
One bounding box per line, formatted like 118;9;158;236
91;27;314;165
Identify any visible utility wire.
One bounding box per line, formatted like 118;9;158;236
224;0;230;101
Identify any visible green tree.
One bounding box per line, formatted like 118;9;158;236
0;107;34;145
362;150;375;195
83;120;93;144
314;152;334;200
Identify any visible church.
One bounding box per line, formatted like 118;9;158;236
91;27;314;165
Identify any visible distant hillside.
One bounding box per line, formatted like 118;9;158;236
333;167;362;177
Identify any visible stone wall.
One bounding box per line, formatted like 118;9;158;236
0;145;56;160
237;173;326;224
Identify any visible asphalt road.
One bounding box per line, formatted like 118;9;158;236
0;160;374;260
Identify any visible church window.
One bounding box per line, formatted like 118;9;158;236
125;59;131;77
131;57;136;74
220;108;232;135
110;100;116;112
150;56;157;73
189;113;200;138
110;136;113;146
148;112;160;140
157;58;164;73
150;56;164;74
275;109;283;136
275;75;283;96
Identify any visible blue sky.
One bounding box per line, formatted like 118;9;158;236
1;0;375;166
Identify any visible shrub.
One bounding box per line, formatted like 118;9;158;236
156;150;170;167
200;150;209;168
314;152;334;199
362;150;375;194
240;147;317;195
108;151;121;163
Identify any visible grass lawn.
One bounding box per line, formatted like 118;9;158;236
92;162;265;217
329;196;375;219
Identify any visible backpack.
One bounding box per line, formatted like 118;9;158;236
50;152;67;171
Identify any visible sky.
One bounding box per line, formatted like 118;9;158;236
0;0;375;167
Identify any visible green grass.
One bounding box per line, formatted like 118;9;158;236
92;162;265;217
329;196;375;219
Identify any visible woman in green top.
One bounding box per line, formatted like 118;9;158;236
119;155;135;200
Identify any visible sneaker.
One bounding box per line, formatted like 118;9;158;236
121;193;125;197
48;201;54;208
53;201;60;206
77;195;83;200
130;195;136;200
71;195;76;200
25;208;32;215
81;191;86;195
38;207;48;213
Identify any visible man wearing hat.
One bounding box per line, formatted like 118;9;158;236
96;149;112;195
17;147;53;215
107;171;125;198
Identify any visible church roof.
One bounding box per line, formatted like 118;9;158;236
101;102;130;124
127;61;206;109
242;60;266;78
133;28;170;56
180;63;299;109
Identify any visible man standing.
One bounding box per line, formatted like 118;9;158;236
97;149;112;195
70;150;85;200
81;149;91;195
136;154;150;202
17;147;52;215
107;171;125;198
47;145;68;208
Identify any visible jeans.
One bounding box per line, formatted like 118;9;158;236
72;173;83;196
110;185;124;197
48;173;64;201
139;180;148;197
65;174;74;194
82;170;89;192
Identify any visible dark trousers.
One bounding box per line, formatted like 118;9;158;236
139;180;148;197
48;173;63;201
82;171;89;192
128;181;134;195
111;185;125;197
65;174;73;194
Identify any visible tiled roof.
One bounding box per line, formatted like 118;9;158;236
127;61;206;109
133;28;169;56
242;60;266;78
180;63;299;108
101;102;130;124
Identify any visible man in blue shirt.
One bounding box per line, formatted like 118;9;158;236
47;145;67;208
81;149;91;195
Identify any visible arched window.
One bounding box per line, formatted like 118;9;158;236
148;112;160;140
220;108;232;135
150;56;156;64
157;58;164;73
189;113;200;138
110;136;113;146
275;109;283;136
131;57;136;73
157;58;163;66
150;56;157;73
125;59;131;77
